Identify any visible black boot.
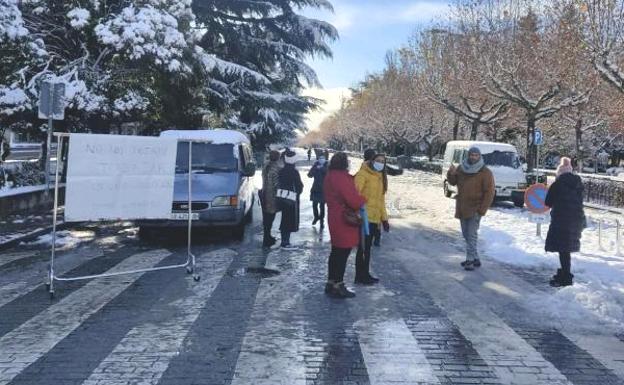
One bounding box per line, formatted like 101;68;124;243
263;236;276;248
550;273;574;287
549;269;562;285
327;282;356;298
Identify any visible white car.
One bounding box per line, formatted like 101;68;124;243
442;141;527;207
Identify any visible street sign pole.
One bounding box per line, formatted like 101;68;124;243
45;84;54;196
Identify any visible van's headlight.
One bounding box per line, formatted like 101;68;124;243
212;196;238;207
518;182;528;189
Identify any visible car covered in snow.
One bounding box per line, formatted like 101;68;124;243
442;141;527;207
137;129;256;239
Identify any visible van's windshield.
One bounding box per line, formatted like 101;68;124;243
482;150;521;169
175;143;238;174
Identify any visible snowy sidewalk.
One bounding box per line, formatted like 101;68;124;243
0;209;66;251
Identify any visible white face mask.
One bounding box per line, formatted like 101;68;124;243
373;161;384;172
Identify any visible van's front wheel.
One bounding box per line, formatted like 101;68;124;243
512;196;525;208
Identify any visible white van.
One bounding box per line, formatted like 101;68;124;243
442;141;527;207
137;129;256;239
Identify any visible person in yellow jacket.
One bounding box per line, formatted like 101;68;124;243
354;153;390;284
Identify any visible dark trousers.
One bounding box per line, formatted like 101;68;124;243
356;223;378;279
281;230;291;245
328;246;352;283
559;251;571;275
262;211;276;241
372;225;381;246
313;201;325;221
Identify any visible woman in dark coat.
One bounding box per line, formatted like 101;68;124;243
545;157;585;287
307;152;328;228
278;149;304;250
324;152;367;298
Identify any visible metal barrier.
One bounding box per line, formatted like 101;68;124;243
46;133;201;298
594;217;622;256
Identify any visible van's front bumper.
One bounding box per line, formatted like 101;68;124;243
137;207;245;228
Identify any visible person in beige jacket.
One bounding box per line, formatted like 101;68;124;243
447;147;495;271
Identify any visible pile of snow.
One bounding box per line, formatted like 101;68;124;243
67;8;90;29
606;167;624;177
481;207;624;329
28;230;95;249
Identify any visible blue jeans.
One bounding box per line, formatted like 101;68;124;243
460;214;481;261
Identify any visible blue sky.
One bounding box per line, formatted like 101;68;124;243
302;0;452;130
305;0;452;89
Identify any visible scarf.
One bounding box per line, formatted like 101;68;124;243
461;157;485;174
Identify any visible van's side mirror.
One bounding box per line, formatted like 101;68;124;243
243;163;256;177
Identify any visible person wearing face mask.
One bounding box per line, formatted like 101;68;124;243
354;153;390;284
308;150;329;228
447;147;495;271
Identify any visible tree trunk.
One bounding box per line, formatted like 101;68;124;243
452;115;459;140
470;120;479;140
575;118;583;172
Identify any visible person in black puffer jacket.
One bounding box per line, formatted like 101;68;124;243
545;157;586;287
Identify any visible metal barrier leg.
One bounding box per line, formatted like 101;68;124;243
598;219;604;251
617;219;621;256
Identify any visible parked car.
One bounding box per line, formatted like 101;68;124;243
138;129;256;240
442;141;527;207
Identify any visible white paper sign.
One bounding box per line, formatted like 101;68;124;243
64;134;177;222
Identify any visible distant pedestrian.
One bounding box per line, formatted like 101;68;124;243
260;150;282;247
308;152;328;228
545;157;585;287
324;152;366;298
354;152;389;284
446;146;495;271
307;148;312;162
277;149;303;250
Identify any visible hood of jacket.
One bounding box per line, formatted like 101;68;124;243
557;172;583;192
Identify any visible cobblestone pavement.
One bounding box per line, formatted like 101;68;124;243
0;167;623;385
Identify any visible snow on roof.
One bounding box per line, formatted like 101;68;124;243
160;129;250;144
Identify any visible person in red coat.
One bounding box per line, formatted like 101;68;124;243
323;152;367;298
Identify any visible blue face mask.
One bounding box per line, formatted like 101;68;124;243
318;157;326;165
373;161;384;172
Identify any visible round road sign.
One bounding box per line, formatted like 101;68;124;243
524;183;550;214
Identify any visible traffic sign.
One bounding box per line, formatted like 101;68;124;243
534;128;543;146
38;81;66;120
524;183;550;214
528;213;549;224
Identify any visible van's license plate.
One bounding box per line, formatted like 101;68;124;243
171;213;199;220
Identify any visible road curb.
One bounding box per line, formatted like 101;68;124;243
0;221;70;251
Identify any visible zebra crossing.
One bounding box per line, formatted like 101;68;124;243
0;238;623;385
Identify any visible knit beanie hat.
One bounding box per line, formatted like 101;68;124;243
556;157;573;177
284;150;297;165
468;146;481;155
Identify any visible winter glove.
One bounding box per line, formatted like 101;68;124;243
382;220;390;232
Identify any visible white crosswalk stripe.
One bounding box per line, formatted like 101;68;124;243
80;249;235;385
394;247;574;385
0;249;103;309
356;318;441;385
229;250;309;385
0;249;171;385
